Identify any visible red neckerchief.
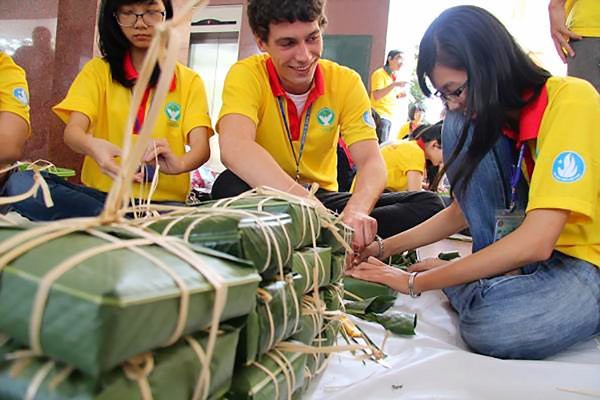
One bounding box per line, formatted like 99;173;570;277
123;52;177;134
416;137;426;151
501;85;549;179
266;57;325;140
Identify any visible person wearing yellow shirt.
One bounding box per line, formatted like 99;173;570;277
549;0;600;91
213;0;443;251
396;104;425;140
5;0;212;221
370;50;407;143
352;6;600;359
383;123;443;192
0;52;30;205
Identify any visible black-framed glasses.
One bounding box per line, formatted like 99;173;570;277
114;10;166;27
434;81;468;102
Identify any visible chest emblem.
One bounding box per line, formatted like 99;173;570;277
165;102;181;123
317;107;335;127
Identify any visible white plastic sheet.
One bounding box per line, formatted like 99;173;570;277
307;290;600;399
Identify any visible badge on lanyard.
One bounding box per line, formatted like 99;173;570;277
493;145;526;242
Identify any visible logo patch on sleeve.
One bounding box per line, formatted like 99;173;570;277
552;151;585;183
363;110;375;128
13;87;29;106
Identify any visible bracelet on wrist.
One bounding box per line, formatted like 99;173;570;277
374;235;385;259
408;271;421;298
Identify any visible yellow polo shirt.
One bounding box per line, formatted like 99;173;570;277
526;76;600;268
0;52;30;133
396;122;411;140
565;0;600;37
370;67;399;120
53;57;212;202
218;54;377;191
381;140;425;192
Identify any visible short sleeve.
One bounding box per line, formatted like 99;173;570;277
370;69;386;91
340;70;378;147
52;58;104;126
0;54;31;133
182;71;213;139
217;62;264;129
526;79;600;223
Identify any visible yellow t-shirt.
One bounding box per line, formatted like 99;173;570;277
53;57;212;202
218;54;377;192
381;140;425;192
526;76;600;268
0;52;30;133
370;67;399;120
396;122;411;140
565;0;600;37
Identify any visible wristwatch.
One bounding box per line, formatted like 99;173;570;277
408;271;421;298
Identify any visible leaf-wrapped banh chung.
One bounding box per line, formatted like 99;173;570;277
289;294;325;346
0;224;261;376
291;247;331;294
206;196;322;249
318;220;352;255
330;254;346;283
228;347;307;400
237;275;302;366
0;325;240;400
142;210;293;279
300;321;339;394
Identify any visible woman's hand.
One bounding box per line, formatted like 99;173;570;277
347;256;410;295
89;138;121;179
142;139;184;175
408;257;449;273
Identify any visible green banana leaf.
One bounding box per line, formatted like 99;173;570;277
228;348;307;400
300;322;339;393
330;254;346;283
145;212;293;280
344;295;396;316
0;225;261;377
289;293;325;346
237;276;302;366
204;197;322;249
291;247;332;294
358;311;417;336
0;325;241;400
389;249;418;269
438;251;461;261
343;277;397;301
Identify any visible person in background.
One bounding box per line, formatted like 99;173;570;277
351;5;600;360
0;52;30;200
370;50;407;143
397;103;425;140
548;0;600;91
5;0;213;221
213;0;443;248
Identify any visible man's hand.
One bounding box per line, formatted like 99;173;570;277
548;0;581;63
142;139;184;175
343;210;377;253
89;138;121;179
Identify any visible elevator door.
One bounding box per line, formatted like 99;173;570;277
188;32;239;170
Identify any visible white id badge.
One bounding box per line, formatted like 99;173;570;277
493;209;525;242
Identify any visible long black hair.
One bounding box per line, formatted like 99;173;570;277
98;0;174;88
416;5;550;195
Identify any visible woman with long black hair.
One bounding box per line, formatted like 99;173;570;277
351;5;600;359
6;0;212;220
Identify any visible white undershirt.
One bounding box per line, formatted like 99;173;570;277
285;90;310;114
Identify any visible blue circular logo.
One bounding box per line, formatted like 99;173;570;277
363;110;375;128
552;151;585;183
13;87;29;106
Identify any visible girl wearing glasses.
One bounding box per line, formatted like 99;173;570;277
5;0;212;220
351;5;600;359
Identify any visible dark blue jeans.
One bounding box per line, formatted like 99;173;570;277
441;112;600;359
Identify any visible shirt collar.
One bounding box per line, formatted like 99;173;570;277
123;51;177;92
266;57;324;99
502;85;549;145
